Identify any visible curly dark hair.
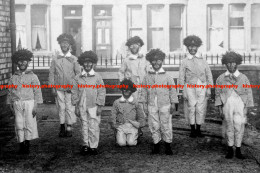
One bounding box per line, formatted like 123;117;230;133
125;36;144;47
12;48;33;64
222;51;243;65
78;51;98;65
57;33;75;46
120;79;137;93
183;35;202;47
146;49;166;62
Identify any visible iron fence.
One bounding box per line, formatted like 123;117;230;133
28;52;260;69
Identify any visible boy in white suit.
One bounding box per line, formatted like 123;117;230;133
7;49;43;154
71;51;106;155
215;51;254;159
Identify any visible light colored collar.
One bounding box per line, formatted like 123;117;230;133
120;95;134;103
225;70;240;77
128;53;143;60
149;67;165;74
81;69;95;76
187;52;201;60
59;51;72;57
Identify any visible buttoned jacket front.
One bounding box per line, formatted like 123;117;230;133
71;70;106;109
179;54;213;86
7;70;43;104
139;69;179;108
49;52;81;91
215;71;254;108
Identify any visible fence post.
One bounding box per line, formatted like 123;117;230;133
243;53;245;64
216;54;219;64
249;53;251;64
33;55;35;69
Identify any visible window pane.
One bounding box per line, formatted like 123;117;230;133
230;28;244;50
209;5;224;27
209;28;224;51
229;4;245;27
252;4;260;26
105;28;110;44
129;6;142;28
97;28;102;44
251;4;260;50
251;27;260;50
170;5;182;27
208;5;224;51
170;29;181;51
148;29;164;50
148;5;164;27
31;6;47;50
15;5;26;49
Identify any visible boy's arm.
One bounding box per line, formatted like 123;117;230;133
71;77;79;106
110;101;119;129
96;75;106;106
32;75;43;104
168;76;179;104
205;62;213;97
118;60;127;82
244;76;254;108
136;103;146;128
48;58;57;96
74;60;81;76
215;77;224;119
179;60;186;86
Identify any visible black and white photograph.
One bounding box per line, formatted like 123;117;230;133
0;0;260;172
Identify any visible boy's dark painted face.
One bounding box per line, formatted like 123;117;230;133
83;61;93;73
60;40;71;53
187;45;198;56
226;62;237;74
151;58;163;71
17;60;29;71
129;43;140;55
122;89;132;99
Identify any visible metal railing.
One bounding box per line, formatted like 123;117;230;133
28;52;260;69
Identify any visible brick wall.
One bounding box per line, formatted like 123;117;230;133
0;0;13;114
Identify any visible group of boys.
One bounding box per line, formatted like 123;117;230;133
7;33;254;159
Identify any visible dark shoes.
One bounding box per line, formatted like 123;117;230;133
151;143;160;155
225;146;245;159
190;125;196;138
235;147;245;160
59;124;66;137
165;142;173;155
80;146;98;156
196;125;205;138
225;146;234;159
18;140;30;155
190;124;204;138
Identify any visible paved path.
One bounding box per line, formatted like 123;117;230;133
0;104;260;173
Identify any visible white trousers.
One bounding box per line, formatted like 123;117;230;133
223;91;246;147
79;106;100;148
13;100;38;143
148;97;172;144
56;90;76;125
184;79;207;125
116;123;138;146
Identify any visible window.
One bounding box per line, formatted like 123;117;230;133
251;4;260;50
207;5;224;51
31;5;47;51
229;4;245;50
127;5;142;38
170;5;184;51
15;5;26;50
147;5;165;50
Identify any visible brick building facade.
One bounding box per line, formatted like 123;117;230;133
0;0;15;114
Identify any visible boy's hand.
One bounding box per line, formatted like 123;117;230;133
183;89;188;100
97;105;102;116
32;103;38;118
52;88;57;97
170;103;176;114
10;104;15;115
